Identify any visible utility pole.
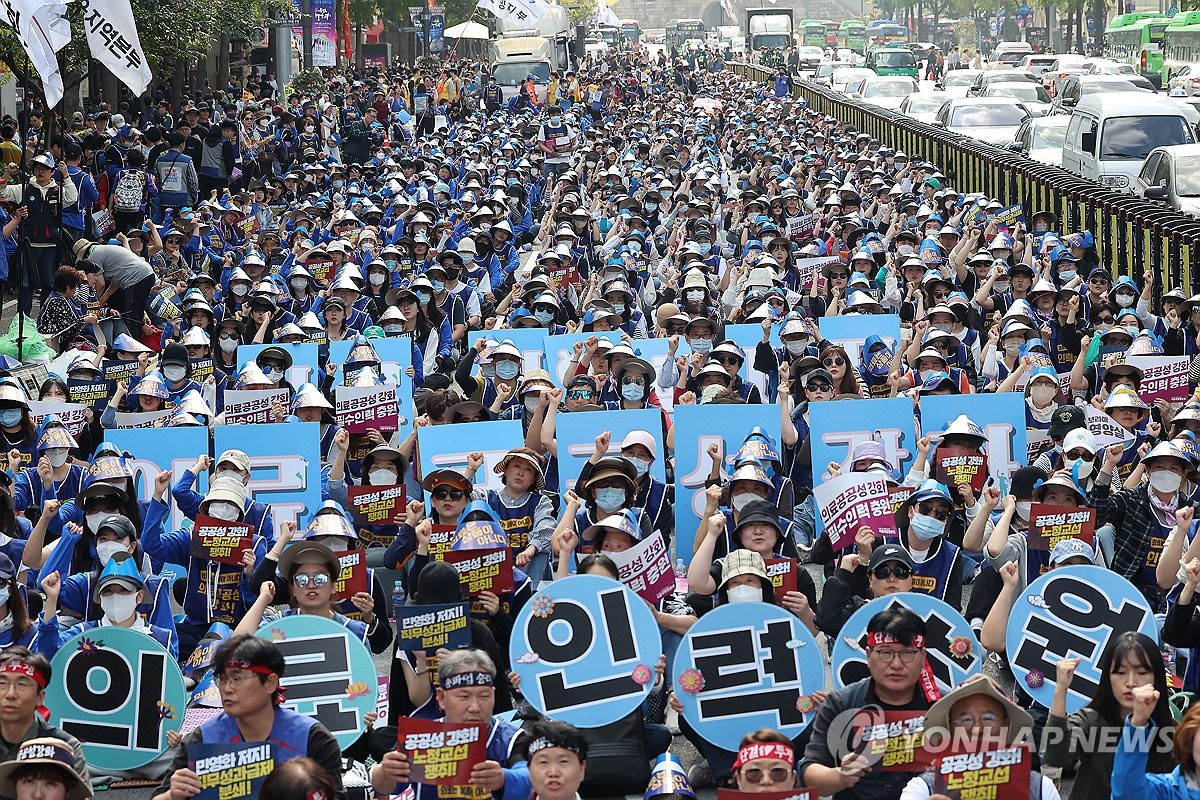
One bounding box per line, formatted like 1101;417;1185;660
303;0;315;69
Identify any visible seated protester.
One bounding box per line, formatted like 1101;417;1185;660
171;449;276;546
455;339;524;417
574;430;673;545
0;554;31;648
687;500;816;630
801;607;938;798
35;551;177;659
259;756;339;800
327;442;412;544
0;648;85;771
890;480;963;609
731;730;802;793
692;462;799;561
463;448;554;581
689;341;762;404
1005;364;1062;433
519;720;588;800
1101;387;1156;484
0;381;40;471
100;370;169;424
372;649;531;800
1068;326;1139;400
1044;632;1176;800
152;635;346;800
1110;684;1200;800
561;456;653;550
809;440;902;576
384;468;471;585
903;674;1058;800
283;383;345;470
0;736;92;800
904;417;986;549
33;470;152;581
240;526;392;654
142;472;268;660
1160;546;1200;692
158;343;203;407
982;471;1091;590
1032;416;1095;485
10;420;84;515
713;428;795;518
816;541;914;638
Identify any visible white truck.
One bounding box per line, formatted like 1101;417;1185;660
488;5;572;95
746;8;793;62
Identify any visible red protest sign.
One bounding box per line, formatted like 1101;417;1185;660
549;261;579;288
814;472;899;551
1027;504;1096;552
443;547;515;596
607;532;675;603
1129;355;1190;405
855;710;932;772
190;515;254;565
334;550;369;601
335;385;400;434
347;483;407;526
934;449;989;495
397;718;487;785
429;524;455;561
932;745;1031;800
765;557;798;602
307;258;334;284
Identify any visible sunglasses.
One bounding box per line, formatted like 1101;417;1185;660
1095;316;1114;324
713;355;741;366
822;357;845;367
829;272;849;279
567;389;594;400
621;376;645;386
433;488;467;501
741;767;792;785
292;572;331;589
1088;277;1109;284
918;501;950;521
871;564;912;580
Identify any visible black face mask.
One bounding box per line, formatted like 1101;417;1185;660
444;268;460;281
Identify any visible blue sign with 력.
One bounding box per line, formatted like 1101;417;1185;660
555;409;667;493
417;419;524;497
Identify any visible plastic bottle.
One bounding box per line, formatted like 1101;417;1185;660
391;580;406;623
674;558;688;593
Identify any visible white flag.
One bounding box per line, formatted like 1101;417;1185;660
479;0;551;28
595;0;620;27
0;0;70;108
81;0;152;96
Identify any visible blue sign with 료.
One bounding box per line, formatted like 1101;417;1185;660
417;419;524;497
673;403;782;558
106;425;211;533
256;614;378;749
468;329;548;374
1006;565;1155;713
672;602;824;751
510;575;661;728
239;342;322;390
555;409;667;493
46;626;187;771
921;393;1027;491
213;422;322;530
831;592;983;695
328;337;415;442
816;314;902;367
810;397;917;484
545;332;622;386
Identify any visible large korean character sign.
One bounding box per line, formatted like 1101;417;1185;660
555;409;667;492
809;398;917;482
106;426;210;532
922;394;1026;489
672;603;825;750
510;575;661;727
418;420;524;496
1006;565;1156;712
214;422;322;529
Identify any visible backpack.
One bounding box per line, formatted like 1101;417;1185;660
112;169;145;212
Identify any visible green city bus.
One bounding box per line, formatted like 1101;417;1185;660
666;19;705;50
800;19;827;48
840;19;867;52
1166;11;1200;78
1103;12;1170;87
865;42;918;76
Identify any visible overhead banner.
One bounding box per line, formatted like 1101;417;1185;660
673;602;825;751
510;575;661;727
478;0;550;28
0;0;70;107
81;0;152;95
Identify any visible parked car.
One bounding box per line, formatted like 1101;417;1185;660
1007;115;1070;166
831;66;875;93
934;97;1031;144
1083;58;1137;76
1051;75;1150;114
1169;63;1200;95
982;82;1053;116
1062;94;1196;190
1018;54;1059;76
937;69;983;98
795;46;824;69
1041;55;1092;95
898;91;951;123
850;76;920;109
967;69;1038;97
1132;144;1200;215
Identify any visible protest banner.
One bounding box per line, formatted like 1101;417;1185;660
190;357;215;383
10;361;49;399
214;422;322;529
27;400;88;439
190;515;254;565
46;627;187;771
934;449;989;495
429;524;455;560
719;791;817;800
1129;355;1190;404
993;204;1024;228
814;472;899;551
511;575;661;727
443;547;515;596
933;745;1031;800
847;709;932;772
106;426;210;532
793;256;841;293
831;593;983;695
1026;430;1050;465
922;394;1026;487
335;384;400;433
1005;565;1156;712
673;602;824;750
1084;404;1136;448
222;389;288;425
606;532;674;603
555;409;667;492
467;329;548;374
191;742;276;800
103;358;140;388
333;550;369;601
347;483;407;527
1027;505;1096;551
254;614;378;749
180;638;222;676
548;260;579;288
397;602;472;651
545;332;623;386
397;718;487;785
111;410;172;428
67;377;110;409
239;343;321;390
817;315;902;367
418;420;524;496
674;404;781;557
786;213;816;241
765;557;798;601
810;398;917;483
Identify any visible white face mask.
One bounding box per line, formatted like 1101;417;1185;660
290;277;308;291
1030;385;1057;405
1065;457;1094;480
45;448;69;468
369;272;386;286
732;492;758;512
231;284;249;297
1115;293;1135;308
219;337;238;353
101;592;139;623
205;501;241;521
1150;470;1183;494
96;540;127;565
369;469;397;485
1015;501;1032;519
524;396;541;413
726;583;763;604
86;512;111;532
163;365;187;383
785;340;807;355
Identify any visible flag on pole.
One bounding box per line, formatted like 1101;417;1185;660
595;0;620;27
80;0;152;97
0;0;70;108
478;0;550;28
340;0;352;62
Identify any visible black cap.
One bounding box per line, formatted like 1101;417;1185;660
1010;466;1048;500
733;500;782;537
1049;405;1085;438
96;513;137;540
161;343;189;367
868;543;913;571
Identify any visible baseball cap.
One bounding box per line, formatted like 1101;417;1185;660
1049;538;1097;566
868;543;913;571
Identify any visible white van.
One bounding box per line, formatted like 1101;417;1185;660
1062;94;1197;191
991;41;1033;68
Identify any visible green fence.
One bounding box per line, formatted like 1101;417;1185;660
732;64;1200;300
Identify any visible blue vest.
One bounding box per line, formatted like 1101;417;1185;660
486;490;540;553
890;536;959;601
200;705;318;764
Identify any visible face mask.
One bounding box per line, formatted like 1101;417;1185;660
918;369;936;382
1116;293;1135;307
690;338;712;354
0;409;21;428
369;469;398;485
495;361;520;380
86;512;111;532
101;592;139;623
414;290;431;304
662;190;673;200
1030;385;1057;404
534;309;555;325
594;487;626;513
1034;224;1049;234
726;584;763;604
262;367;283;383
369;273;386;287
96;540;127;565
932;323;953;334
994;281;1010;294
231;284;249;297
1150;470;1183;494
445;269;460;281
785;340;807;356
732;492;757;512
685;289;706;304
1003;341;1021;356
645;202;657;211
1058;270;1077;283
629;458;650;478
45;448;69;468
698;243;711;255
163;365;187;383
1015;500;1032;519
550;116;562;126
290;277;308;291
206;501;241;521
219;337;238;353
333;180;344;189
430;280;445;294
621;383;645;402
1065;457;1094;480
910;512;946;541
524;396;543;414
611;303;625;315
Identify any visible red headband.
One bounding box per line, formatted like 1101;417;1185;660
225;659;280;679
733;742;795;770
866;632;926;649
866;632;941;703
0;661;48;689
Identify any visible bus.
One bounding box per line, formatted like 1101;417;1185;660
619;19;641;47
865;41;919;76
1104;12;1170;87
866;19;909;46
1165;12;1200;75
840;19;867;52
799;19;827;48
666;18;705;49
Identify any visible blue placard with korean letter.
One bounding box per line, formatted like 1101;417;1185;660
1005;565;1156;713
672;603;825;751
106;426;210;533
328;337;414;441
922;393;1027;487
255;614;378;749
45;626;187;771
831;593;983;695
509;575;661;728
809;397;917;485
556;409;667;492
673;404;781;558
545;332;622;386
418;419;523;496
468;329;548;373
818;314;902;366
213;422;322;530
239;342;321;390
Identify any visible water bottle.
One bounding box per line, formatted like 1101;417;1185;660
674;558;688;594
390;580;406;623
